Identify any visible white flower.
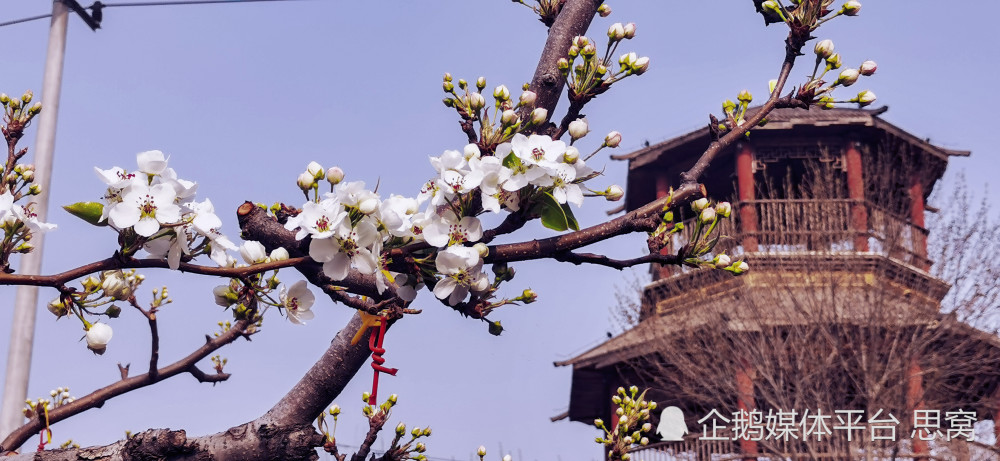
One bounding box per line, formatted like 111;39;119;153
284;199;347;240
423;213;483;248
500;134;565;192
700;207;717;223
213;285;233;307
101;271;133;300
379;195;419;237
158;168;198;203
86;323;113;353
94;166;137;189
281;280;316;325
547;163;584;207
308;221;379;280
269;247;289;261
109;183;181;237
326;166;345;184
433;245;485;306
239;240;268;265
13;203;56;234
297;172;315;191
186;199;237;266
136;150;169;175
332;180;377;208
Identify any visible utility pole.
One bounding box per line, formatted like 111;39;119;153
0;0;70;439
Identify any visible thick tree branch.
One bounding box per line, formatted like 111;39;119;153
0;319;250;453
523;0;604;136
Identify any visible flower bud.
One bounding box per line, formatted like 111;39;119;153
269;247;290;261
362;391;371;402
501;109;519;126
581;43;597;57
837;68;860;87
597;4;611;16
631;56;650;75
768;79;778;94
737;89;752;103
859;60;877;76
443;72;452;82
469;92;486;111
306;161;325;180
85;322;113;354
855;90;877;107
82;275;101;292
396;422;406;436
564;146;580;164
297;172;316;191
239;240;268;265
326;166;345;185
463;143;481;160
606;185;624;202
557;58;570;71
715;201;732;218
623;22;636;39
105;304;122;318
826;53;842;69
477;446;487;457
814;39;835;59
213;285;234;307
842;0;861;16
736;261;749;273
101;271;133;300
443;81;454;92
475;76;486;90
473;242;489;258
530;108;548;125
521;288;537;303
604;131;622;148
568;118;589;140
714;254;732;269
472;276;490;294
0;93;8;105
493;84;510;102
502;456;511;461
691;198;709;211
359;198;379;215
47;298;69;318
700;207;717;223
573;35;589;48
28;102;42;115
329;404;341;416
595;418;605;428
608;23;625;41
722;99;737;113
619;52;637;67
518;90;537;107
21;90;32;104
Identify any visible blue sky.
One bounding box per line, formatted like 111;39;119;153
0;1;996;460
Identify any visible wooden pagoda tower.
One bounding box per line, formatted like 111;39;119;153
557;107;1000;460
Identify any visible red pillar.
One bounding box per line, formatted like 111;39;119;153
845;141;869;251
906;358;927;461
656;174;672;279
736;143;759;252
908;175;929;270
736;363;758;461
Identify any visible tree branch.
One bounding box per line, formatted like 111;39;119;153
0;319;250;453
553;251;682;270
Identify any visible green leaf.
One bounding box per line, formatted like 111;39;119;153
536;192;579;232
488;320;504;336
501;152;521;169
63;202;107;227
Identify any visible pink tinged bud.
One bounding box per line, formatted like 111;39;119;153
856;90;877;107
326;166;345;184
597;4;611;17
443;72;452;82
814;39;835;59
608;23;625;41
619;51;637;68
573;35;589;48
837;68;860;86
623;22;636;39
860;60;877;76
606;185;624;201
581;43;597;57
297;172;315;191
475;76;486;90
568;45;580;57
568;118;589;140
631;56;650;75
530;108;548;125
519;90;537;106
604;131;622;148
469;92;486;111
842;0;861;16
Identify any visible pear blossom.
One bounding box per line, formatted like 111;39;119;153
280;280;316;325
308;220;379;280
500;134;565;191
239;240;268;265
136;150;169;175
433;245;486;306
284;199;347;240
547;163;584;207
13;203;56;234
379;195;419;237
423;213;483;248
108;183;181;237
86;322;113;353
158;168;198;203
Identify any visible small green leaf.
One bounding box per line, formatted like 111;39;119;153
535;192;579;232
63;202;107;227
501;152;521;169
488;320;504;336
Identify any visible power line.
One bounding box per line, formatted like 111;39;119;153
0;0;303;28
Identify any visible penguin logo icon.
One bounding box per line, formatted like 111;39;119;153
656;406;688;441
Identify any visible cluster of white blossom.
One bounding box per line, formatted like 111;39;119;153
284;132;617;307
94;150;237;268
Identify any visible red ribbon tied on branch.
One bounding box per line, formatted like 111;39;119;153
366;315;397;405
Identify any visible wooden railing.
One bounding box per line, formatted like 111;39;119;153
659;199;931;272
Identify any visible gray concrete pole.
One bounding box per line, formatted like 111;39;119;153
0;0;70;439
